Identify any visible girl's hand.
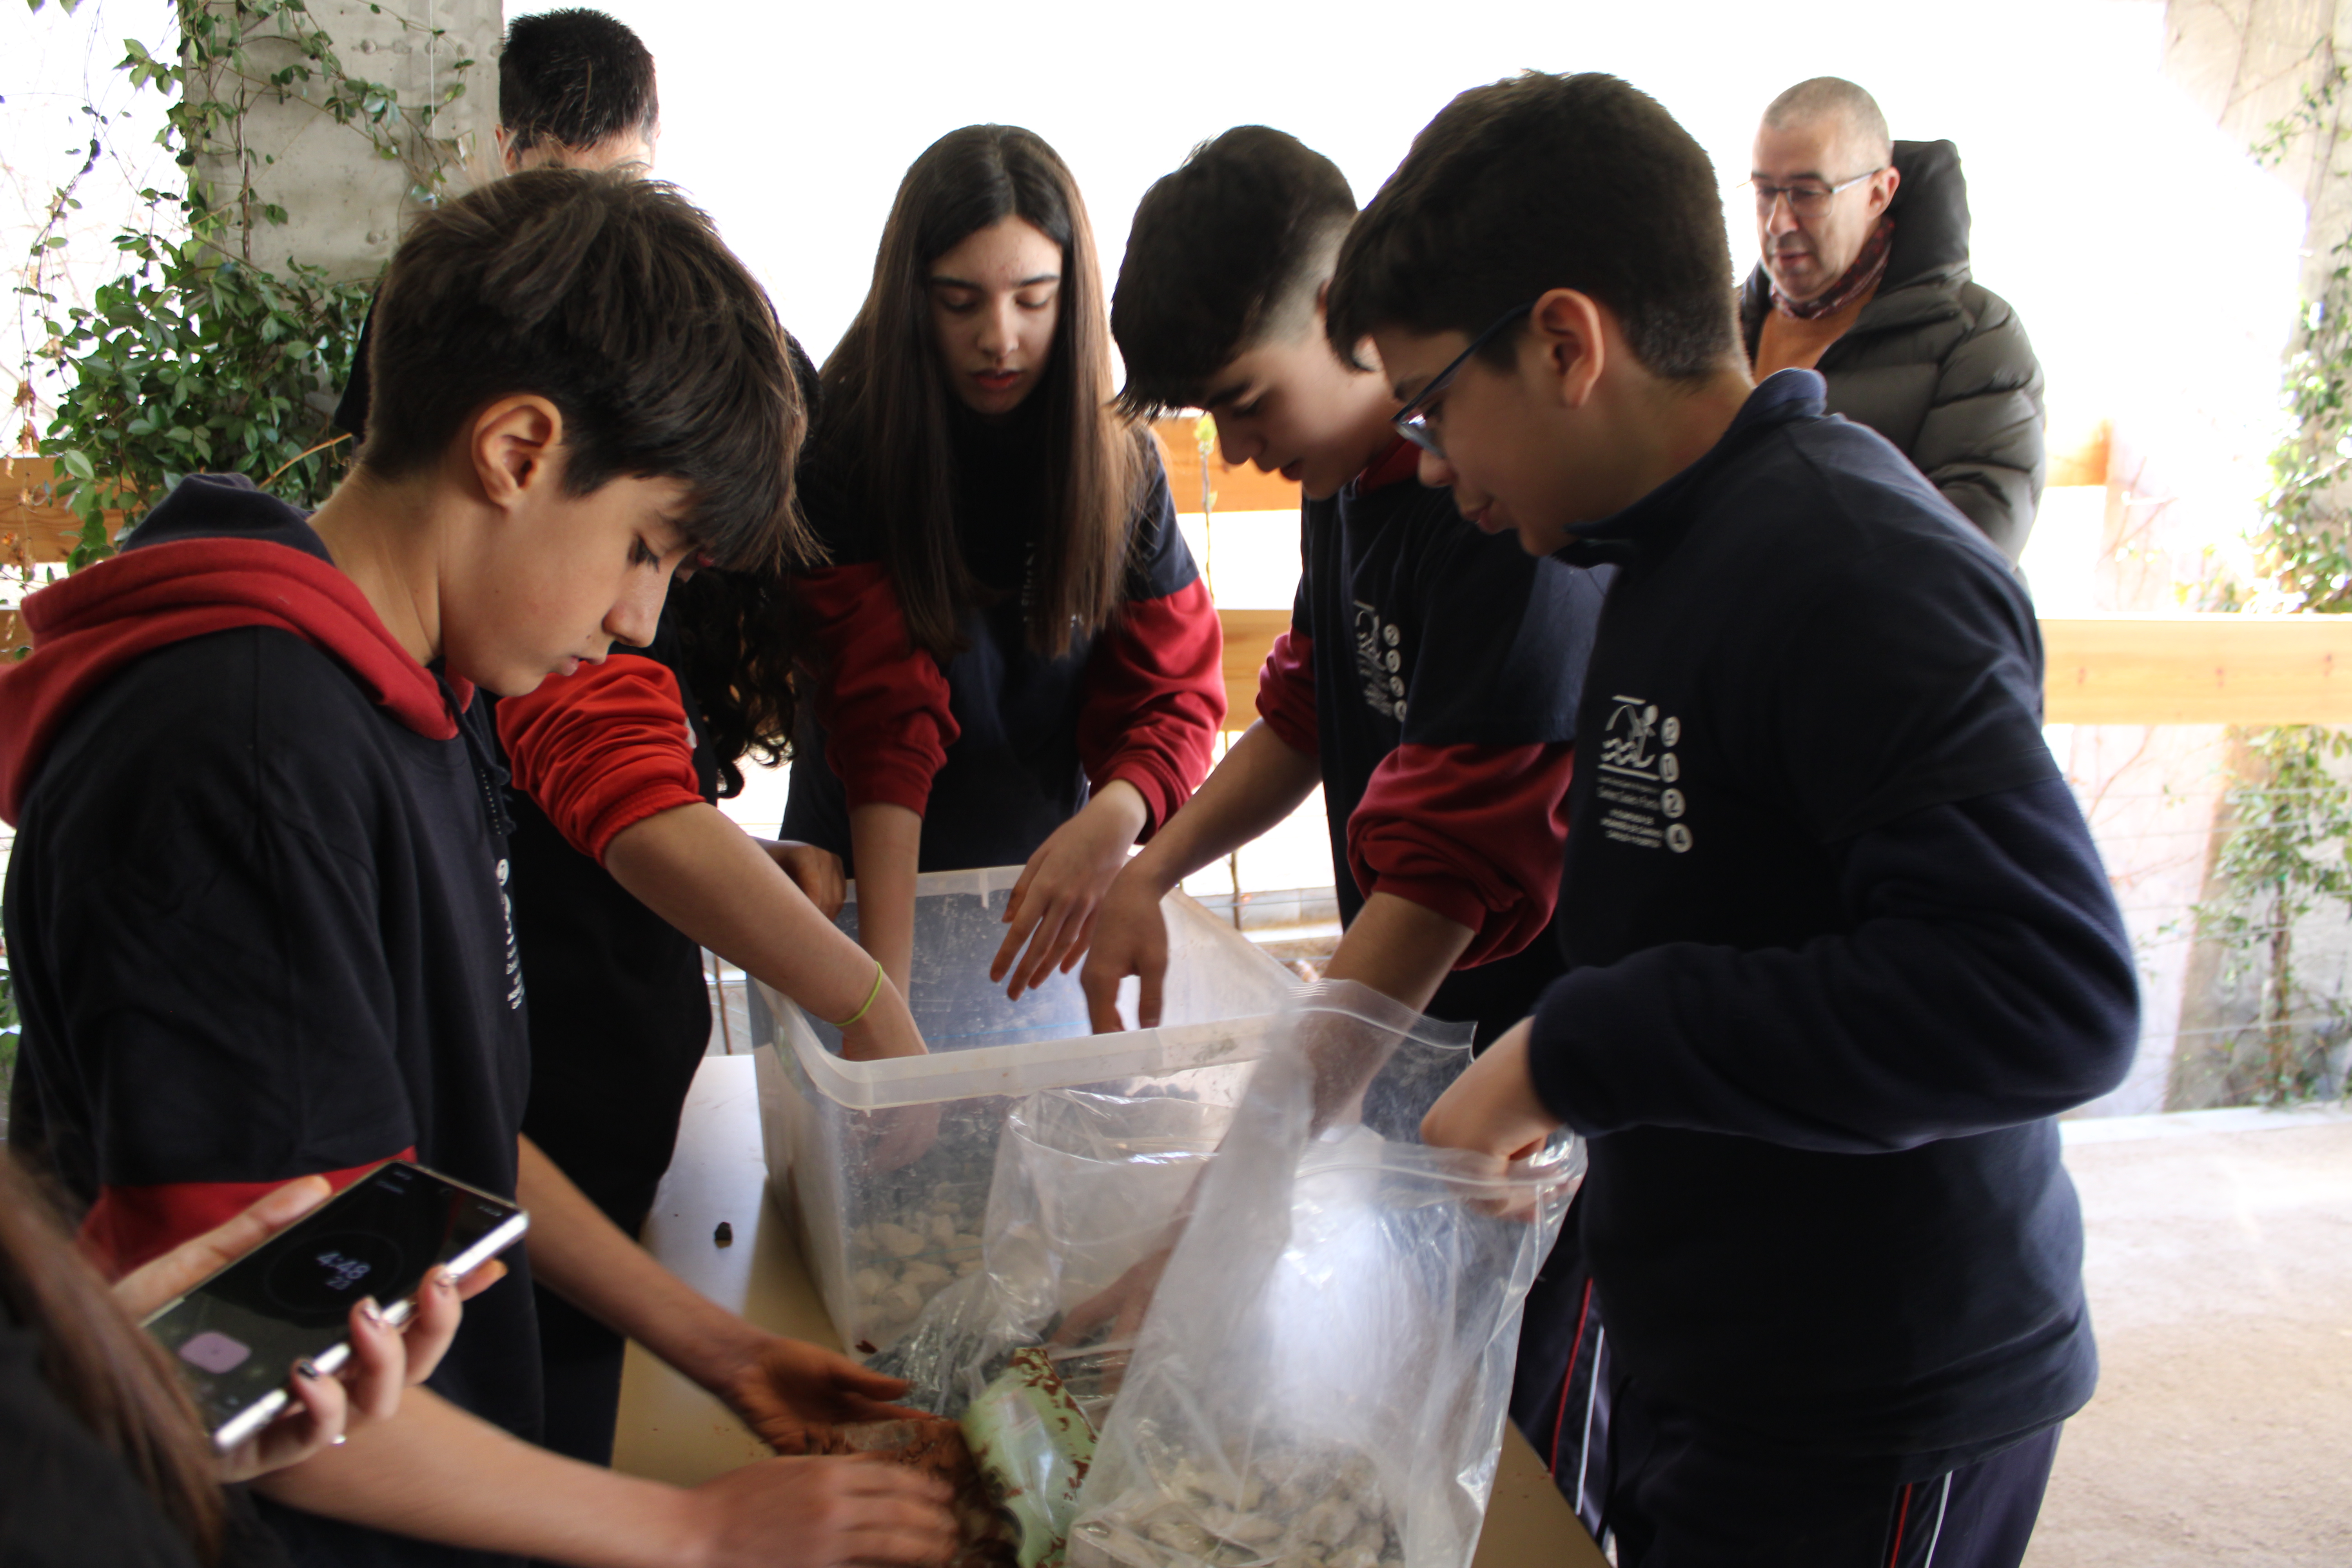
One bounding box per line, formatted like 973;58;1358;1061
764;839;847;921
991;782;1149;1000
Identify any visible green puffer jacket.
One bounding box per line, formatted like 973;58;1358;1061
1740;139;2045;562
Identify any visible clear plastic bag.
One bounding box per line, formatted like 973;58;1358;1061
874;1086;1235;1417
1069;982;1583;1568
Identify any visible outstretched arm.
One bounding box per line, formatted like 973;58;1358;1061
604;802;921;1060
256;1386;956;1568
1080;720;1321;1031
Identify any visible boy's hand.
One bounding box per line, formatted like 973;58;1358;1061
1419;1017;1559;1165
710;1332;933;1454
764;839;846;921
684;1453;956;1568
1078;867;1171;1033
1052;1241;1173;1349
991;782;1149;1001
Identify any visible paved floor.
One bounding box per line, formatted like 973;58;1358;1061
2027;1108;2352;1566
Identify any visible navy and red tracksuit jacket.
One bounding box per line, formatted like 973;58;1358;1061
782;403;1223;868
1261;437;1610;1045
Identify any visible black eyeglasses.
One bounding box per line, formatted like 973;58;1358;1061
1392;299;1539;459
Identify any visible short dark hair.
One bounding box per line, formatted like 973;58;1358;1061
359;169;808;572
1111;126;1357;419
499;8;659;154
1328;72;1738;382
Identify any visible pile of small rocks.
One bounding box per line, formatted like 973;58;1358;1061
848;1176;990;1332
1086;1448;1406;1568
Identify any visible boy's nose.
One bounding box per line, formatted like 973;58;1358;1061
605;573;666;648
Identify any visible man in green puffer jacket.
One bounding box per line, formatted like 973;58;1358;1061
1742;77;2046;562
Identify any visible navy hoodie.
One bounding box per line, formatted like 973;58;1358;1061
1534;372;2138;1475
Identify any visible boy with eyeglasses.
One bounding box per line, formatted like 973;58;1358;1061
1338;73;2136;1568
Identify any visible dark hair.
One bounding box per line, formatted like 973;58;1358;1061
664;335;824;793
359;169;811;573
1111;126;1357;419
814;124;1141;661
1762;76;1892;169
1328;73;1739;382
0;1154;228;1564
499;8;659;154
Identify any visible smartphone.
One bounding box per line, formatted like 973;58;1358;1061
140;1160;529;1452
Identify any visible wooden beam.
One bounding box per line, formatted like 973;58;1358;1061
1214;610;2352;731
2041;614;2352;725
1217;607;1289;727
1151;419;1303;515
1;455;123;566
2046;419;2111;489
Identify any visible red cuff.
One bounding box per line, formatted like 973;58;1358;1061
1346;742;1574;967
1078;577;1225;834
497;657;705;862
1254;629;1318;755
81;1151;416;1280
799;563;957;817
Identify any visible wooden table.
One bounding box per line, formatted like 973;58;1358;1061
613;1056;1607;1568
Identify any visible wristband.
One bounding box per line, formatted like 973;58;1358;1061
833;960;886;1030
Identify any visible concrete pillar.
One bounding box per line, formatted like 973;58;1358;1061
188;0;503;283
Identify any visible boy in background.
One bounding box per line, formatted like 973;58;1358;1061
1084;130;1613;1517
1331;72;2138;1568
1;171;953;1568
333;6;661;441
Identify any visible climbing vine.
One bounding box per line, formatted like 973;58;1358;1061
18;0;478;562
0;0;477;1109
2187;46;2352;1105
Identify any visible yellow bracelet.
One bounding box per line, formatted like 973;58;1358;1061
833;959;886;1030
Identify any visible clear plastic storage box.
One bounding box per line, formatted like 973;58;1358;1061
753;866;1300;1356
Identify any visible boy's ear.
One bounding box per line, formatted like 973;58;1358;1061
1312;281;1385;376
468;395;567;511
1529;288;1607;411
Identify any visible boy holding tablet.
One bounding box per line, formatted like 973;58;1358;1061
2;171;953;1568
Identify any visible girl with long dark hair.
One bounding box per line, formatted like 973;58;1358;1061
784;125;1224;1001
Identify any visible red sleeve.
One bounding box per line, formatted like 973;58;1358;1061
1078;577;1226;834
1346;742;1574;966
497;656;704;863
799;563;959;817
80;1152;415;1280
1254;628;1318;755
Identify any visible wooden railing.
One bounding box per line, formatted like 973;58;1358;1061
15;448;2352;732
1209;611;2352;730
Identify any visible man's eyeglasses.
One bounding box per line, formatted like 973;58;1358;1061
1392;299;1538;459
1747;167;1884;219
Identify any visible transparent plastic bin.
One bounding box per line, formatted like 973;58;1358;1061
753;865;1300;1357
